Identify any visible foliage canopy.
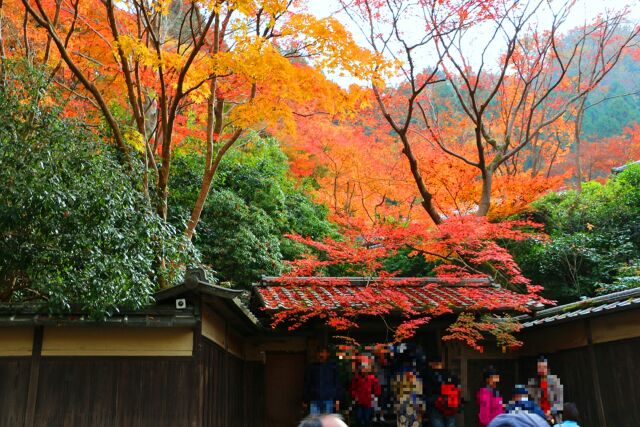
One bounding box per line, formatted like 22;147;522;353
0;64;196;317
515;165;640;302
169;135;335;285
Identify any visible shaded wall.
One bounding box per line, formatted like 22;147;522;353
465;336;640;427
0;357;30;427
0;331;265;427
460;307;640;427
264;352;306;427
33;357;200;427
201;337;265;427
518;337;640;427
514;310;640;427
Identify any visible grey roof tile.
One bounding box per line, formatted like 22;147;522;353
520;287;640;328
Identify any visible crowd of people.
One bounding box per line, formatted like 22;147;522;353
300;344;579;427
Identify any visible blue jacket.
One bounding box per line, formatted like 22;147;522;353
488;413;550;427
506;400;547;420
303;362;341;401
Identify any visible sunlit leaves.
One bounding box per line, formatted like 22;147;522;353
269;215;549;348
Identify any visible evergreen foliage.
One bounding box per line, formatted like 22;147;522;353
514;165;640;302
0;64;197;317
169;135;336;285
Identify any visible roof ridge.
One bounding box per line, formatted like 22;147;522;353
517;287;640;328
531;286;640;318
258;276;494;287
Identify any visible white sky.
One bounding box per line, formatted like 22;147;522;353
309;0;640;21
308;0;640;87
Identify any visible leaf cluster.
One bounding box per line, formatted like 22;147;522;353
0;63;197;317
514;165;640;302
169;134;336;285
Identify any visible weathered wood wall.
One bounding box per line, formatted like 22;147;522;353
464;336;640;427
0;337;264;427
264;352;306;427
33;357;200;427
0;357;30;426
594;337;640;426
200;337;265;427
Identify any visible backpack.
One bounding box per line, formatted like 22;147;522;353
435;381;461;417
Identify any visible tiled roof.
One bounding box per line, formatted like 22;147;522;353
254;276;526;312
0;304;198;328
519;287;640;328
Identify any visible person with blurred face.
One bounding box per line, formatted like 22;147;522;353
528;356;563;423
553;402;580;427
424;357;461;427
393;359;424;427
349;359;381;427
477;366;504;426
303;348;342;416
505;385;546;420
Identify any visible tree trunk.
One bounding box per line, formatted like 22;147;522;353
399;133;442;225
184;169;215;240
574;100;586;191
477;168;493;216
157;165;169;220
184;130;242;240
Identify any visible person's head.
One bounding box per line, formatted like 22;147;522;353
373;344;389;365
563;402;579;422
298;415;322;427
357;354;375;373
483;366;500;388
298;414;348;427
537;355;548;376
321;414;349;427
512;385;529;401
353;358;368;375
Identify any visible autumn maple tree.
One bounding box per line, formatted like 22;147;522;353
330;0;639;220
7;0;384;242
579;124;640;180
267;216;550;350
271;0;639;347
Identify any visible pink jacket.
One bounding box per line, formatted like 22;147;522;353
476;387;503;427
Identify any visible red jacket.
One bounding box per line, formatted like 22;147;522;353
349;373;381;408
540;378;550;413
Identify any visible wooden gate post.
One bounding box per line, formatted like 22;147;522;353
585;318;607;427
24;326;43;427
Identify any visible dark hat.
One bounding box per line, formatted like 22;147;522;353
563;402;580;421
483;366;498;380
513;385;528;395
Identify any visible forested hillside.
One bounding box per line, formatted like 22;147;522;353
582;50;640;139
